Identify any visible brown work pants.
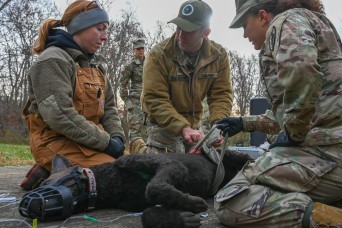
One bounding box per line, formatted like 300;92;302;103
25;113;114;172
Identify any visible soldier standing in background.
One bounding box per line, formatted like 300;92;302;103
120;38;148;154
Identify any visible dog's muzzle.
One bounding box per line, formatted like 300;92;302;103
19;185;74;221
19;167;97;221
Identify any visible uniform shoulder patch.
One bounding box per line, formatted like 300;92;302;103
269;26;276;52
265;12;289;56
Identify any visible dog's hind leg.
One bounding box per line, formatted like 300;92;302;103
141;206;200;228
145;161;208;213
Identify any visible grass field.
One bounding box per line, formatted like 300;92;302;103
0;143;34;166
0;132;250;166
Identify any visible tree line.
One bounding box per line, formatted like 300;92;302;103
0;0;261;144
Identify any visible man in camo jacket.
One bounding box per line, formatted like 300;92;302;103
120;38;147;154
215;0;342;227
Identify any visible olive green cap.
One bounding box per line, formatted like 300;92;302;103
168;0;212;32
230;0;273;28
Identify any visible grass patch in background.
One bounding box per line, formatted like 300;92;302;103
0;132;252;166
0;143;34;166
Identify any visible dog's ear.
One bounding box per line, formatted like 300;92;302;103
51;154;73;174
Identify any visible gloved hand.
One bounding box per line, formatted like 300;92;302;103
268;131;301;149
104;136;125;159
216;117;243;137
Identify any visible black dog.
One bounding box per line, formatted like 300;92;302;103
19;151;252;227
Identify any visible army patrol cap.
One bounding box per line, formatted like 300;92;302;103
230;0;273;28
168;0;212;32
132;38;145;48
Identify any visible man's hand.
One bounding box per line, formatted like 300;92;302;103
181;126;205;144
210;134;224;147
269;131;302;149
207;128;224;147
216;117;243;137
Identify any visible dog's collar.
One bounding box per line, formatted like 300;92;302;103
82;168;97;210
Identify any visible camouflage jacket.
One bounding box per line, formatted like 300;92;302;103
141;33;233;136
119;57;145;106
243;8;342;146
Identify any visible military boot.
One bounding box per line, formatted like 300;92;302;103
129;138;148;154
311;202;342;227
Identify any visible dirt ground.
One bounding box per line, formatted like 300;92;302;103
0;165;226;228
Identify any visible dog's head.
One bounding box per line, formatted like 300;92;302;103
19;155;96;221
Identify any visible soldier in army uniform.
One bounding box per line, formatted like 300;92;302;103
215;0;342;227
141;0;233;154
120;38;148;154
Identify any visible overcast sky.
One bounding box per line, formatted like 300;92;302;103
55;0;342;56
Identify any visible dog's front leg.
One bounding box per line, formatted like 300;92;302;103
145;161;208;213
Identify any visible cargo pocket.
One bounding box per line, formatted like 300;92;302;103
215;181;271;219
81;82;105;124
76;143;98;157
83;100;101;124
215;184;249;203
244;147;337;193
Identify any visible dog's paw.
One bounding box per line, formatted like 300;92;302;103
186;195;208;213
142;207;199;228
180;211;201;228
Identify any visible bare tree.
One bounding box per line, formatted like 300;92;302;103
99;9;144;108
99;5;174;107
145;20;175;51
229;51;260;116
0;0;59;140
0;0;12;11
98;9;174;137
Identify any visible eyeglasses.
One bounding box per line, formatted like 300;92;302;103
135;47;145;50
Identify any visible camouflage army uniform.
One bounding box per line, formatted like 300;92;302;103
200;96;210;134
120;56;147;145
215;9;342;227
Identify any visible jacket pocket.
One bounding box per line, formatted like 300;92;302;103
215;183;271;218
80;82;105;124
244;147;337;192
83;100;102;124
